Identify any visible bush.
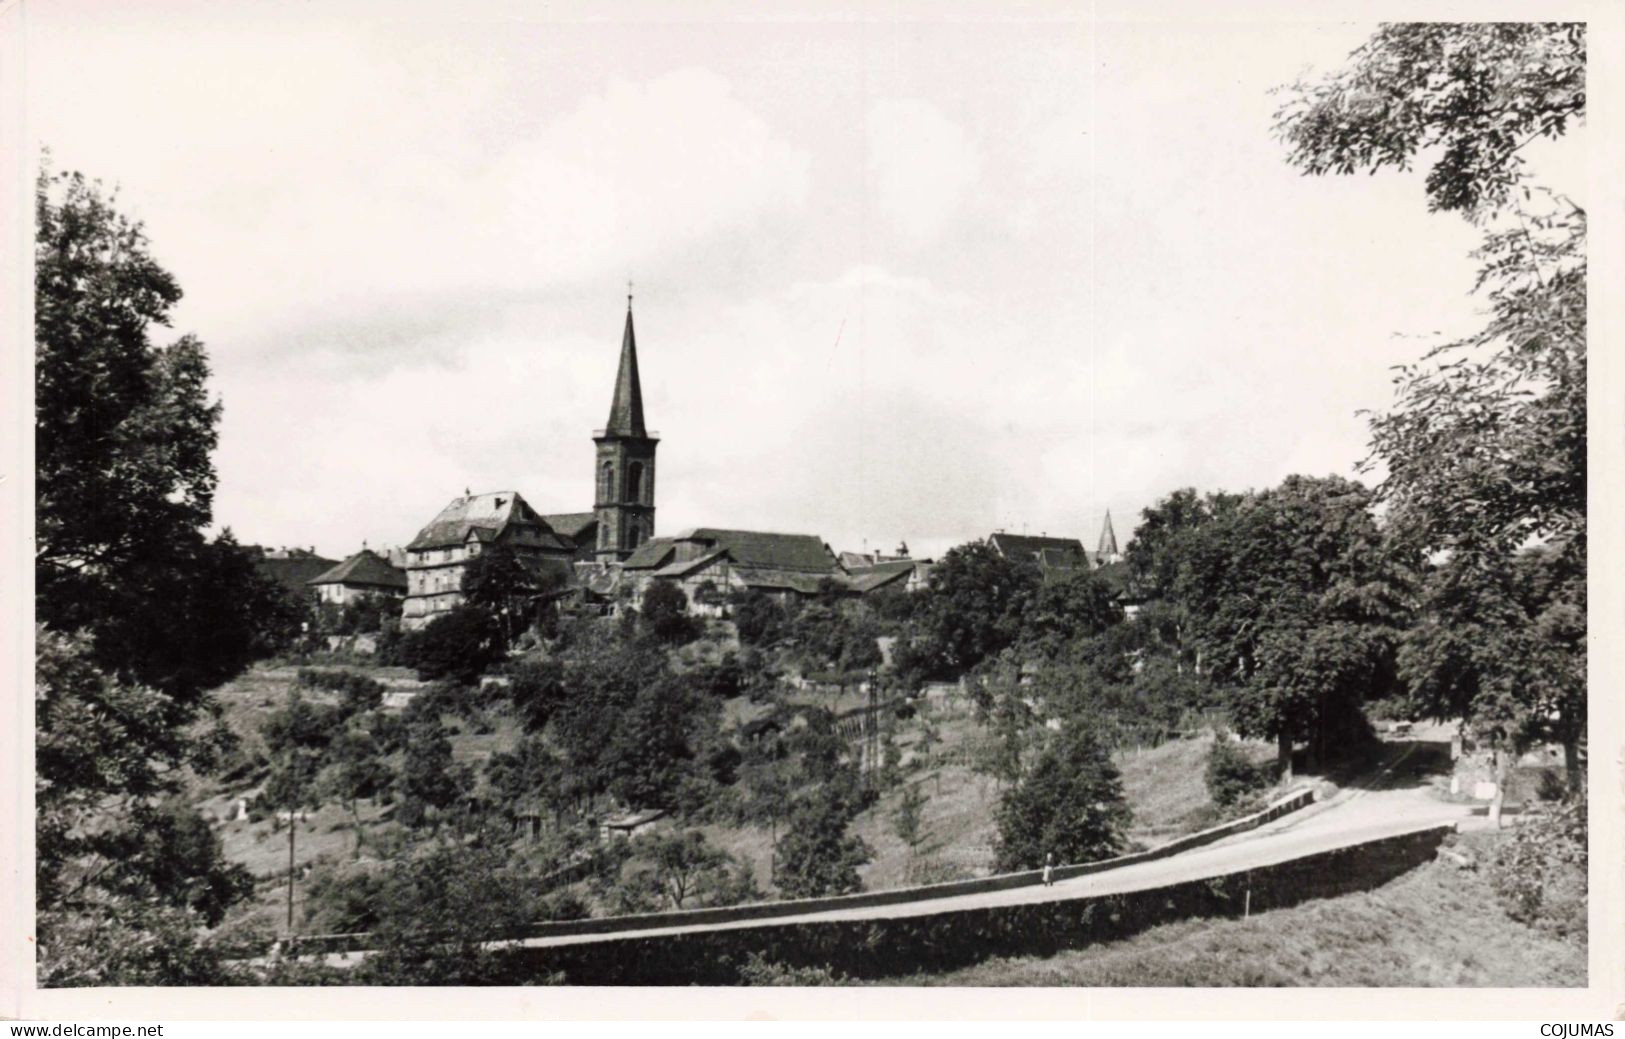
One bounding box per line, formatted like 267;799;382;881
1488;795;1587;939
994;725;1130;872
398;606;503;684
640;582;700;645
737;953;844;986
298;668;387;716
1205;736;1271;811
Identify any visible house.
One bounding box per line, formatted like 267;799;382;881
626;527;845;605
988;532;1092;576
401;490;577;629
308;547;408;605
251;546;338;602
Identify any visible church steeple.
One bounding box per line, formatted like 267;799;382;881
1097;510;1120;563
605;300;647;438
592;294;658;562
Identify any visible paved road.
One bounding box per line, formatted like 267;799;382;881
522;737;1474;951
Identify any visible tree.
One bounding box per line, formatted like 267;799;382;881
35;629;255;984
396;718;466;830
772;787;872;898
629;830;752;910
322;725;393;858
1276;22;1587;797
352;840;539;985
892;783;926;858
1020;567;1124;654
460;542;543;646
399;604;504;685
1205;737;1270;811
912;540;1041;676
733;589;787;647
994;725;1130;872
35;168;290;698
640;580;700;645
1167;476;1410;776
1275;23;1584;219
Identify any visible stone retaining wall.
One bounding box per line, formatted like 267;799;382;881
515;823;1452;985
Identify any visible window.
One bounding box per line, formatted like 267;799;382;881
599;461;614;502
627;461;644;503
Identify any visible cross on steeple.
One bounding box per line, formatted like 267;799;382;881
627;278;634;311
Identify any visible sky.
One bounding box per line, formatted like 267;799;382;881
25;0;1585;562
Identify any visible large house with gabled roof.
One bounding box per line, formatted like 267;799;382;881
401;490;578;628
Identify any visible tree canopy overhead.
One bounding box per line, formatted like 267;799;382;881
1274;22;1584;219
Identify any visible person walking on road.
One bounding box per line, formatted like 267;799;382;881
1042;852;1055;887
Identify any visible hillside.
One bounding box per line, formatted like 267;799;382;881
875;832;1585;987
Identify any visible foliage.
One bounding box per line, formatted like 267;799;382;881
911;540;1041;677
772;784;873;898
1020;568;1124;656
1277;23;1587;788
36;168;293;694
349;840;540;985
542;626;721;810
1488;796;1586;938
1204;738;1272;811
398;604;504;685
1149;476;1408;771
1274;23;1584;219
395;718;469;829
994;725;1130;872
37;901;250;988
460;542;547;646
36;628;255;985
893;783;927;852
640;580;700;645
298;667;387;716
610;830;758;911
737;953;845;986
321;725;394;857
733;589;788;647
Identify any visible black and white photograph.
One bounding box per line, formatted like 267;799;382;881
2;0;1614;1018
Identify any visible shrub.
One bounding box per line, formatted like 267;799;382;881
398;606;503;684
994;725;1130;872
737;953;844;986
640;581;700;645
1488;794;1587;939
1205;736;1271;811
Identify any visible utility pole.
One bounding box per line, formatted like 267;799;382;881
286;809;297;937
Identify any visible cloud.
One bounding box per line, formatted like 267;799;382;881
865;98;981;244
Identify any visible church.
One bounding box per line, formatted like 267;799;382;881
401;297;848;628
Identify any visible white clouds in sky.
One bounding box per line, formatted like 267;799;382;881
26;4;1586;562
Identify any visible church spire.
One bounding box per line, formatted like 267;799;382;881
1097;510;1120;560
604;298;647;438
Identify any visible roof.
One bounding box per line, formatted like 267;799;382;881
543;512;597;542
621;537;677;571
603;306;648;438
253;550;339;596
308;549;408;591
407;491;570;552
732;567;846;596
680;528;839;573
845;558;918;593
651;549;730;579
989;532;1090;569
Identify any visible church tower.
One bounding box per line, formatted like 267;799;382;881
1096;510;1121;565
593;297;658;562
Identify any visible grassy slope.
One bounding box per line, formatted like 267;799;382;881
876;832;1585;987
706;694;1277;894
